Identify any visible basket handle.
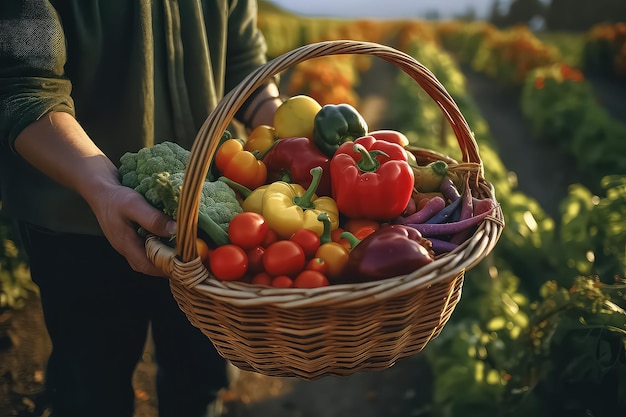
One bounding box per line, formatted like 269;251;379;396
176;40;482;262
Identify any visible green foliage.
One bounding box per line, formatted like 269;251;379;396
0;209;36;310
536;31;586;67
504;277;626;416
425;259;531;417
388;40;477;162
390;32;626;417
557;176;626;282
521;65;626;188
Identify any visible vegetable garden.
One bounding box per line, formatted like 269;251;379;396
1;5;625;417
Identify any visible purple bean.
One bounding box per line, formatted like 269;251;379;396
428;238;460;254
395;196;446;225
406;204;496;237
425;196;462;224
440;177;461;202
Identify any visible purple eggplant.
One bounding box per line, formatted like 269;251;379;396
343;224;434;283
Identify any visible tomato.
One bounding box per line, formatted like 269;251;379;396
289;229;321;259
305;257;329;275
251;272;272;286
367;129;409;147
228;212;269;250
344;219;380;234
315;242;349;279
246;246;265;275
209;244;248;281
293;270;330;288
271;275;294;288
262;228;279;247
244;125;277;153
352;226;376;241
196;238;211;267
343;219;379;244
263;240;305;277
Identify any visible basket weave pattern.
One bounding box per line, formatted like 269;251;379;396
146;40;504;379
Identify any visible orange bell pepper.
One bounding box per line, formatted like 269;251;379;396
215;138;267;190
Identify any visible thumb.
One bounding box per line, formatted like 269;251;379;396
136;203;177;238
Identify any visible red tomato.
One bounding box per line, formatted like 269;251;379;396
209;244;248;281
352;226;376;241
263;240;305;277
289;229;321;259
344;219;380;234
246;246;265;275
305;257;329;275
228;212;269;250
251;272;272;286
262;228;279;247
293;270;330;288
271;275;294;288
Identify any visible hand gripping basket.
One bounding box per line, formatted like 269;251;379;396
146;40;505;380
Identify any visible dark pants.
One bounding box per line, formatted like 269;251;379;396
18;223;228;417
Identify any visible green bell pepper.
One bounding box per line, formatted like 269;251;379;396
312;103;368;157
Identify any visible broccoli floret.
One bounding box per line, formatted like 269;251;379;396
119;141;190;189
118;140;242;246
137;171;242;246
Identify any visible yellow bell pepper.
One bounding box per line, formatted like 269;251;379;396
262;167;339;239
217;177;267;214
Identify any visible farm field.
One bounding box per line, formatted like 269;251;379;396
1;4;625;417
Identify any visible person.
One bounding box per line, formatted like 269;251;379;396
0;1;282;416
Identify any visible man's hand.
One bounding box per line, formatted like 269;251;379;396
87;183;176;276
15;112;174;276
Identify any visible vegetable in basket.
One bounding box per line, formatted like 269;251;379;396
316;212;350;280
313;103;368;157
262;136;332;196
134;172;241;247
411;160;449;192
330;135;414;221
118;139;243;246
341;224;435;283
217;177;268;214
215;137;267;190
262;167;339;239
119;141;190;189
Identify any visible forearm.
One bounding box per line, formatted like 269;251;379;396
13;111;120;207
238;82;282;128
14;111;175;276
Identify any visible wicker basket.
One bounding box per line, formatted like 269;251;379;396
146;40;505;380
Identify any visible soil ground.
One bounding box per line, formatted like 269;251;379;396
1;47;625;417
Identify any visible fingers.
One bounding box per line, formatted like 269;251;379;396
91;186;175;277
114;229;168;277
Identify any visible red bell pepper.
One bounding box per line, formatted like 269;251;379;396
330;135;414;220
262;137;332;197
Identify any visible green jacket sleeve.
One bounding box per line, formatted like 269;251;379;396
223;0;269;94
0;1;75;152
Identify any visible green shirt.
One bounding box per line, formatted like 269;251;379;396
0;0;268;234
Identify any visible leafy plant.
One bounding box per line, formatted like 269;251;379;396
556;176;626;283
505;277;626;417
